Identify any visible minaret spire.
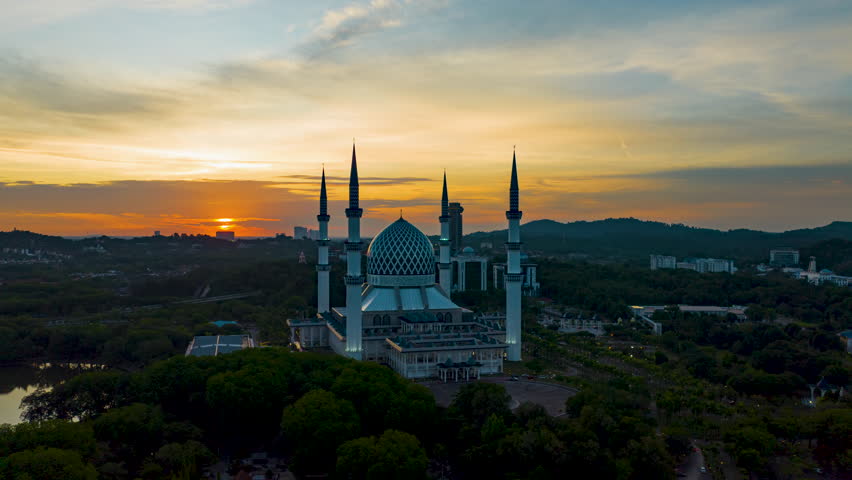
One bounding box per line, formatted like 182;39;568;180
344;142;364;360
509;149;519;212
316;166;331;314
349;143;359;209
505;148;523;361
441;170;449;217
438;170;452;294
319;167;328;216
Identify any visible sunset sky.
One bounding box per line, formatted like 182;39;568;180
1;0;850;237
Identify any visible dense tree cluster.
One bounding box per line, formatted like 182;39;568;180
0;258;321;366
11;350;437;478
653;309;850;397
539;260;852;328
3;348;688;479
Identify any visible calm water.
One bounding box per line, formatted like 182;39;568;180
0;364;92;425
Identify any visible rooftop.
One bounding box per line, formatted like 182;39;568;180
185;335;253;357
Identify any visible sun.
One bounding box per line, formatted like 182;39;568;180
216;218;234;223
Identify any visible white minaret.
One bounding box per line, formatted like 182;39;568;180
344;144;364;360
438;171;452;294
316;167;330;314
505;150;523;361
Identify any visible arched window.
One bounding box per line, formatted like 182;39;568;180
443;312;452;323
383;314;390;325
374;315;382;326
435;312;443;322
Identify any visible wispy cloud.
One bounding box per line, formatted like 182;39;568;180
0;0;257;31
278;174;432;186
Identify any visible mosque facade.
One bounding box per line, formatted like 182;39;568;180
288;146;524;380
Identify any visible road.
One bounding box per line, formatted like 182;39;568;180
678;444;709;480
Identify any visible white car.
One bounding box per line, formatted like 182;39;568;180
699;466;707;473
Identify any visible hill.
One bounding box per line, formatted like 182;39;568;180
466;218;852;266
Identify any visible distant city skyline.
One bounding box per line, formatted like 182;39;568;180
1;0;850;236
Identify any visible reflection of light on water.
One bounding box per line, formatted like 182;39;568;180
0;363;106;425
0;385;43;425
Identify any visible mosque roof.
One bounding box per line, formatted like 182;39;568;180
361;285;460;312
367;218;436;286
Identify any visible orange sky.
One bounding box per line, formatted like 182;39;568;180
1;1;850;236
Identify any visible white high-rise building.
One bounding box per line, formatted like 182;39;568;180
650;254;676;270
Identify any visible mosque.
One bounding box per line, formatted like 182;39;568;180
288;146;525;380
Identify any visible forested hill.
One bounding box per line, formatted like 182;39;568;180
467;218;852;265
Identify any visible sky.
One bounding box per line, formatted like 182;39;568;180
0;0;850;237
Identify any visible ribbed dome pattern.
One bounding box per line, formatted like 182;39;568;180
367;218;435;277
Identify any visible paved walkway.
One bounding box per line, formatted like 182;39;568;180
424;377;578;416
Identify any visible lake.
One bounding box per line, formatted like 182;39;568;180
0;364;94;425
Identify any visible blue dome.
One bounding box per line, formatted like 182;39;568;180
367;218;436;286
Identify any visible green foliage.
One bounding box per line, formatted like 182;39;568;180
93;403;165;458
336;430;428;480
281;389;360;471
0;420;95;459
154;440;214;478
450;382;512;428
0;447;97;480
22;370;130;422
724;425;777;473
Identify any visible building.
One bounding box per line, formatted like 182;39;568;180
650;255;676;270
450;247;489;292
652;255;734;273
448;202;464;255
294;226;308;239
493;259;540;297
770;248;800;266
693;258;735;273
154;230;161;236
288;146;527;379
185;335;254;356
634;305;748;321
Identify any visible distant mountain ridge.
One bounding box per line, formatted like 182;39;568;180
467;218;852;265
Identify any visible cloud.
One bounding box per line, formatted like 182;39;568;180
0;55;169;116
277;174;432;186
300;0;449;57
0;0;257;31
306;0;403;53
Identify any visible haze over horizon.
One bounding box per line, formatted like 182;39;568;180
1;0;851;237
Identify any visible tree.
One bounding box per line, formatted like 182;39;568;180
281;389;360;471
93;403;165;459
336;430;428;480
0;420;95;459
0;447;97;480
450;382;512;427
155;440;214;478
820;364;850;386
